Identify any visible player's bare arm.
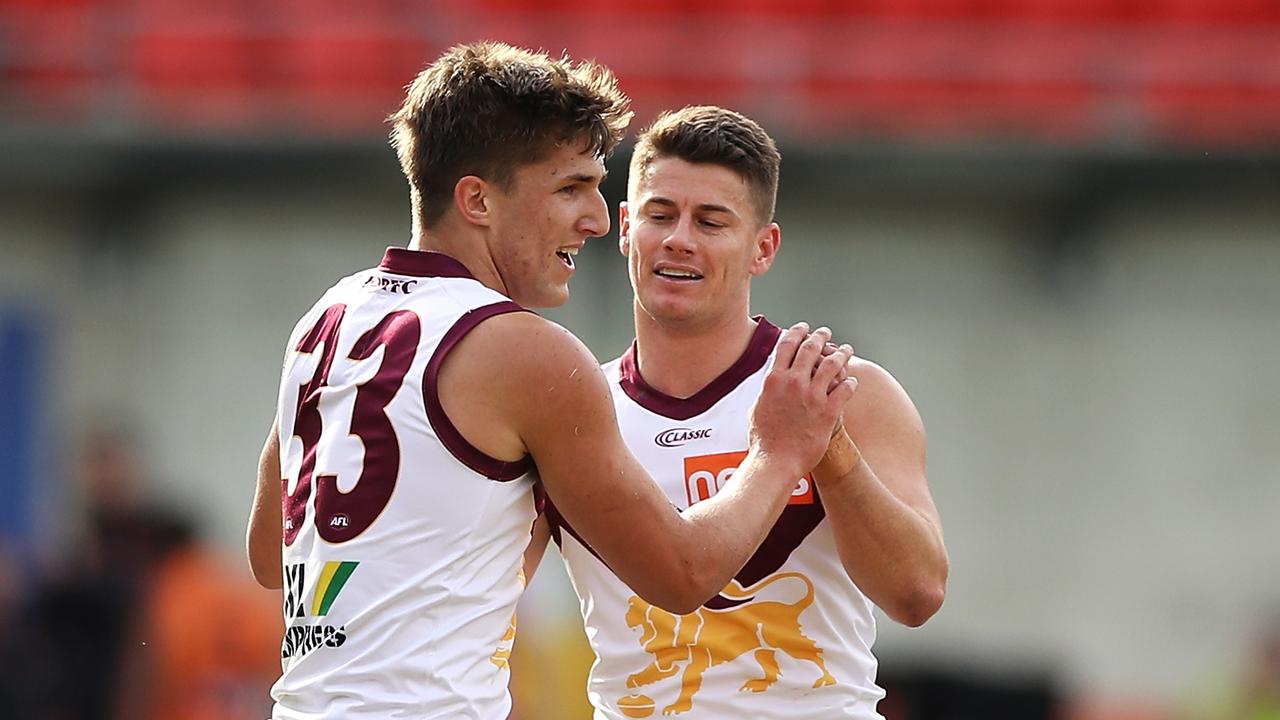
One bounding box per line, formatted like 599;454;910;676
440;311;852;614
247;415;284;589
811;356;948;627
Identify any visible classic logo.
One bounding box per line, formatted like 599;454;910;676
281;560;359;659
654;427;712;447
619;572;835;716
683;450;813;507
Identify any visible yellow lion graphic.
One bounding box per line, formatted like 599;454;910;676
622;572;835;715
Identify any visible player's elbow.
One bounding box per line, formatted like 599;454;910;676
248;550;283;590
630;561;719;616
246;531;282;589
639;590;705;616
635;582;709;616
885;574;946;628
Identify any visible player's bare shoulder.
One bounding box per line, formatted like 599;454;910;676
451;311;602;389
437;311;613;454
842;354;925;442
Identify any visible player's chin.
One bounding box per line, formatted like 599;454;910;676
649;284;700;308
645;296;699;325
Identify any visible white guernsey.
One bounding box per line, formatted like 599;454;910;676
272;249;535;719
250;50;862;720
552;318;885;720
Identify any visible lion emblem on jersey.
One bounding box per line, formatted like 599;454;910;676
621;572;835;715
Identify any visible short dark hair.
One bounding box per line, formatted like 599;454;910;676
629;105;781;225
390;41;633;229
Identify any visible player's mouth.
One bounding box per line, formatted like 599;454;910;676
653;264;703;282
556;245;580;270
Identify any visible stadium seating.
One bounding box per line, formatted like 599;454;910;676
0;0;1277;145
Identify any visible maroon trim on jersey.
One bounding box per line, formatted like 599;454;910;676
544;496;585;552
704;488;827;609
532;482;547;518
544;497;565;548
379;247;476;278
423;301;534;481
548;486;827;610
617;316;781;421
544;495;617;570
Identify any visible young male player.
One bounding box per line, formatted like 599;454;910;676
245;45;855;719
540;106;949;718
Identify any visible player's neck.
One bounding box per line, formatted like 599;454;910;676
409;226;507;296
633;304;758;399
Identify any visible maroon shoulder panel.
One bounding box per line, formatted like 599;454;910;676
422;301;534;481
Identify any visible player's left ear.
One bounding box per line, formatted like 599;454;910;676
618;201;632;256
748;223;781;277
454;175;492;228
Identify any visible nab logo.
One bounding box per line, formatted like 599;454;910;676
655;427;712;447
683;450;813;507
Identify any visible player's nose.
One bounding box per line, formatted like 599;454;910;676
661;216;696;254
579;190;610;238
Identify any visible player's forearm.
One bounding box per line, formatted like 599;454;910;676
814;439;947;627
248;421;284;589
671;447;802;608
247;519;283;589
246;484;283;589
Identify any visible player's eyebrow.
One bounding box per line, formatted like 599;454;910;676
695;203;734;216
644;197;677;209
564;170;605;184
644;196;737;217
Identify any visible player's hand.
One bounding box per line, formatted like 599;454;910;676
820;341;855;394
749;324;856;479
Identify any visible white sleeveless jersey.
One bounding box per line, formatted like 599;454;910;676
271;248;538;720
551;318;885;720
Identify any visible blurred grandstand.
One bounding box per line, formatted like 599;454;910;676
1;2;1278;719
4;0;1280;144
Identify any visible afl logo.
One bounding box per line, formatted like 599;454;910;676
655;427;712;447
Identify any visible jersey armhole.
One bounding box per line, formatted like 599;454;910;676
543;494;616;572
543;492;565;549
422;300;534;482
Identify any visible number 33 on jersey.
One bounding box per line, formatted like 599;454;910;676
270;249;539;720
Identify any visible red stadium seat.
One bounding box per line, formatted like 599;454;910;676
1;0;100;119
123;0;263;129
1153;0;1280;25
3;0;1278;145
